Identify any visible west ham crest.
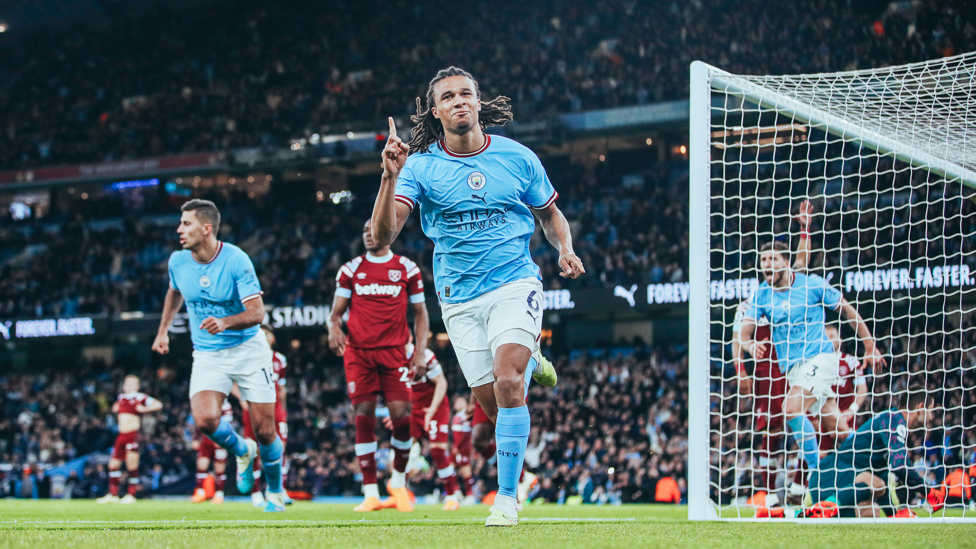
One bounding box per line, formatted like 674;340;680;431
389;270;402;282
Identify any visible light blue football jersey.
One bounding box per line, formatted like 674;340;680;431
168;241;263;351
745;273;842;371
394;134;557;304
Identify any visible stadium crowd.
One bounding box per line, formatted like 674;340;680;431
0;0;972;169
0;342;690;505
0;156;689;318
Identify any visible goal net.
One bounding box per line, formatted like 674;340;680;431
688;53;976;522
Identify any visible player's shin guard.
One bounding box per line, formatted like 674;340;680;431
390;417;412;488
109;470;122;496
259;437;284;494
495;406;530;502
127;475;140;497
786;415;820;471
431;448;459;495
209;421;249;457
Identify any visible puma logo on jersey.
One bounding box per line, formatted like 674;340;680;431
471;192;488;205
354;283;403;297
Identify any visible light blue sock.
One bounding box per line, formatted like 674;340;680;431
208;420;248;457
786;415;820;471
260;436;284;494
523;356;538;396
495;406;531;499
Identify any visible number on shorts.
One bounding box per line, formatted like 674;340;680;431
399;367;410;382
428;420;438;439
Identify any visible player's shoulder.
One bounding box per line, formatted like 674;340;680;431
489;134;535;156
340;255;365;274
395;254;419;271
168;249;191;267
797;272;828;287
219;242;251;263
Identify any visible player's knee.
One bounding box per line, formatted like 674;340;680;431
255;423;277;445
388;400;411;420
196;414;221;434
493;370;524;397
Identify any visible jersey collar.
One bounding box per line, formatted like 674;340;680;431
193;241;223;264
365;251;394;264
440;134;491;157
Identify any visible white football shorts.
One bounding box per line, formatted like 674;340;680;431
441;277;543;387
786;352;840;415
190;331;276;403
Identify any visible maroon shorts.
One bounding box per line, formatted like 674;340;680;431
472;399;492;428
242;404;288;444
343;345;412;405
111;431;140;459
753;361;787;433
197;435;228;462
411;398;452;443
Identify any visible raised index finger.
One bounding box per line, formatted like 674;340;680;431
388;117;397;138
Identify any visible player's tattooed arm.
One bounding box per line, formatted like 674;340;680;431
838;297;886;371
372;117;411;247
410;302;430;380
200;295;265;335
327;294;350;356
532;203;585;279
152;288;184;355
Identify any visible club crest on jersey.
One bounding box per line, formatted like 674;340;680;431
388;270;402;282
467;171;487;190
199;275;212;288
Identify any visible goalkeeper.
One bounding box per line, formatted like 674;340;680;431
809;389;937;518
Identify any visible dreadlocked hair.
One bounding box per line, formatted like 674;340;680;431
408;66;513;155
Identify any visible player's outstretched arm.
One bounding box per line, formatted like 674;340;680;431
327;294;350;356
731;329;752;396
793;199;814;273
532;203;584;279
200;296;265;335
137;398;163;414
371;117;411;247
838;298;886;371
152;288;184;354
738;318;768;361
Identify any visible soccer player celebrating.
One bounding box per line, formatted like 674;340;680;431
371;66;578;526
405;340;461;510
809;390;933;518
733;201;813;507
96;375;162;504
151;199;287;512
328;220;429;513
740;241;885;485
190;399;233;504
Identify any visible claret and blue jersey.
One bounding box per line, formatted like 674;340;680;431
745;272;842;371
394;134;558;304
168;241;263;351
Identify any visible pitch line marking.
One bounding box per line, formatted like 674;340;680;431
0;517;640;526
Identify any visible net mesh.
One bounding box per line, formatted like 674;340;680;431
704;52;976;519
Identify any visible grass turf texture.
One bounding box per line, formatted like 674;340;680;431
1;501;974;549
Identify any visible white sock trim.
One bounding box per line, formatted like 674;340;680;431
437;465;456;479
390;470;407;489
355;442;378;455
363;484;380;499
391;437;413;451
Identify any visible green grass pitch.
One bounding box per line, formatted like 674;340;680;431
1;500;975;549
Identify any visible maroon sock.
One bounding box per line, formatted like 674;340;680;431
215;474;226;492
391;417;412;473
127;475;140;497
195;472;207;490
431;447;458;495
355;415;378;486
465;476;476;496
109;471;121;496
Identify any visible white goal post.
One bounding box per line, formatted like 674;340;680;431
689;53;976;522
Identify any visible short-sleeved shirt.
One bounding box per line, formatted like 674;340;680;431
335;252;425;349
394;134;558;304
116;392;157;416
168;241;263;352
406;343;442;407
745;273;842;371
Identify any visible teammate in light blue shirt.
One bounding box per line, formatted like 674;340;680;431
151;199;286;512
740;240;886;475
370;67;583;526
